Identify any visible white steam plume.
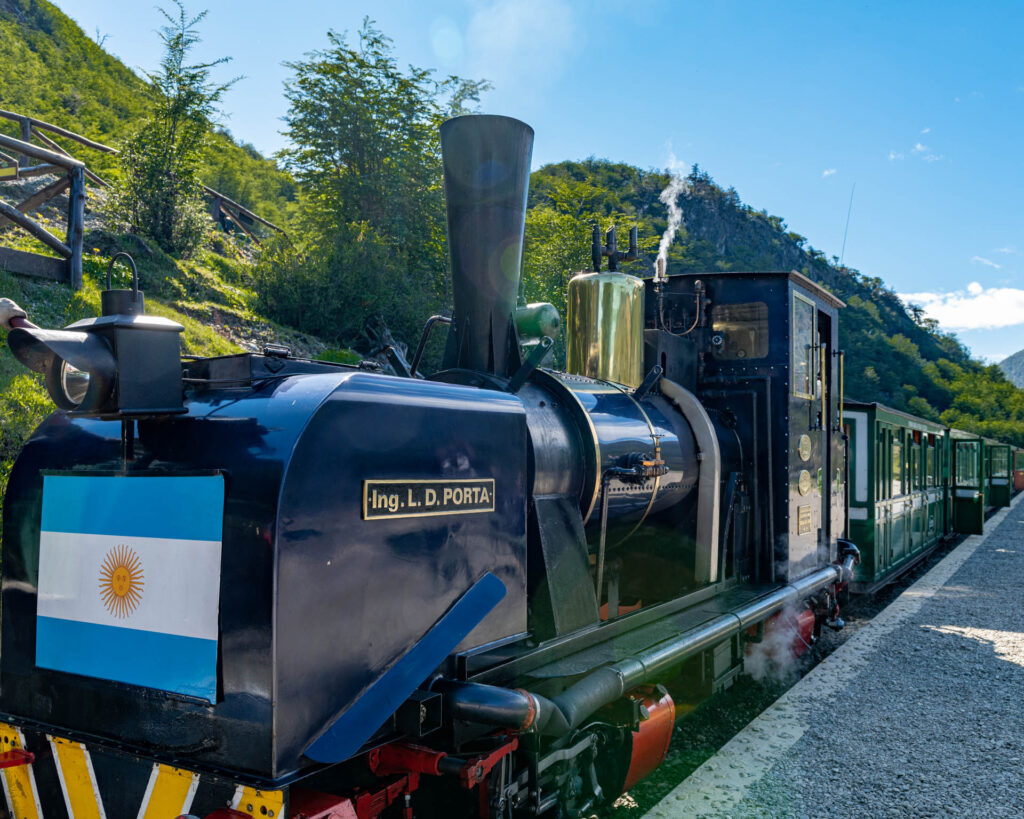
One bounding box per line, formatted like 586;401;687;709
654;152;688;280
744;604;811;684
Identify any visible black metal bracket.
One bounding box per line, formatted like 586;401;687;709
507;336;553;393
385;346;413;378
632;365;663;402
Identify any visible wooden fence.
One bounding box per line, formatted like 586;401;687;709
0;109;286;289
0;129;86;287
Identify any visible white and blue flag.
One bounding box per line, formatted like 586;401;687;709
36;474;224;703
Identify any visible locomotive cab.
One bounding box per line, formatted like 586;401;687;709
646;270;847;585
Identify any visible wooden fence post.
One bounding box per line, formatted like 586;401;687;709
18;117;31;168
66;166;85;289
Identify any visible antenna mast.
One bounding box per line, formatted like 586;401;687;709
840;182;856;266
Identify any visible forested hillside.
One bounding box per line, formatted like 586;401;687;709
522;160;1024;444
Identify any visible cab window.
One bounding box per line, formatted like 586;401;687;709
792;295;815;398
712;302;769;360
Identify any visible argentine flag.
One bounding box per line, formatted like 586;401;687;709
36;474;224;703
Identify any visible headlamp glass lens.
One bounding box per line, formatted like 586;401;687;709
60;360;90;407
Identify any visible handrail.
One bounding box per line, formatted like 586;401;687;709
0;109;287;240
202;186;286;235
0;133;84;170
0;109;117;154
30;128;109;187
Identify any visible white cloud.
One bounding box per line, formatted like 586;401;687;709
465;0;577;98
922;153;944;162
913;142;929;153
888;149;904;160
921;126;931;134
900;283;1024;330
822;168;836;177
995;246;1017;254
971;256;1001;269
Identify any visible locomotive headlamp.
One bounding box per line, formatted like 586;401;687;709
9;325;117;411
7;253;185;416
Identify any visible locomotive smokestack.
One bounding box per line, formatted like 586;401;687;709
440;115;534;377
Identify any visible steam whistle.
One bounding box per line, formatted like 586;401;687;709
591;225;640;272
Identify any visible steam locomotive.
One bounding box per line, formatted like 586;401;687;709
0;115;862;818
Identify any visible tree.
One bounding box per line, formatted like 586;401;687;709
109;2;236;256
255;20;489;351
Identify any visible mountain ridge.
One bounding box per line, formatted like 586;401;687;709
999;349;1024;388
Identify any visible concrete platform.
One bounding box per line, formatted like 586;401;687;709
644;493;1024;818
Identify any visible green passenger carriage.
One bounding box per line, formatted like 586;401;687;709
843;401;949;592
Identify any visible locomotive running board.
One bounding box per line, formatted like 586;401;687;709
466;569;841;687
523;584;808;683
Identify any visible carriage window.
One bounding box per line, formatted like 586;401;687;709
991;448;1009;477
712;302;769;360
955;441;980;487
792;295;815;398
891;438;903;496
925;444;935;487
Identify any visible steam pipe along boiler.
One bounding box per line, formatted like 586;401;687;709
0;115;859;818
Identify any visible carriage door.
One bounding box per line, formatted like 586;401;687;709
952;440;983;535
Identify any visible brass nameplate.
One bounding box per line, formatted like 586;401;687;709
797;504;813;535
363;479;495;520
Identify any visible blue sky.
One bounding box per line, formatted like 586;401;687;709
57;0;1024;362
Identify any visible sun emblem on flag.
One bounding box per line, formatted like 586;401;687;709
98;545;144;618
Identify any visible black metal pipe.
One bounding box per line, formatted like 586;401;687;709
545;564;841;733
434;680;569;735
445;565;843;737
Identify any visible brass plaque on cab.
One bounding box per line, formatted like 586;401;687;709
363;479;495;520
797;504;813;535
797;434;812;462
